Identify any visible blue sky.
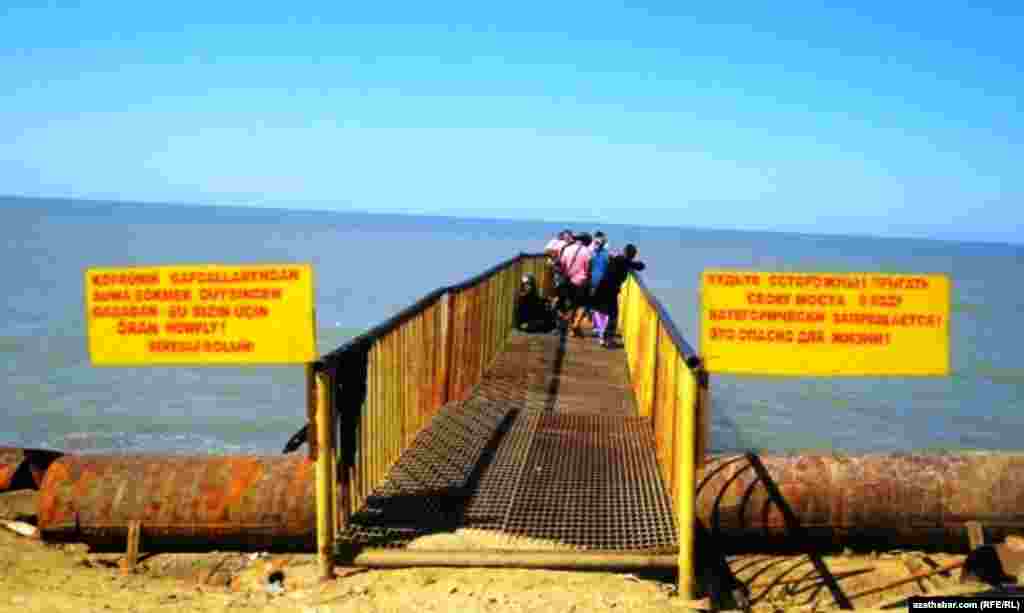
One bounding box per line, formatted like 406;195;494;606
2;2;1021;243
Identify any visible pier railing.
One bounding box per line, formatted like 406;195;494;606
315;253;551;519
618;271;709;596
312;253;705;598
618;272;710;493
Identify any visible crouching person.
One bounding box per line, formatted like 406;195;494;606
515;274;556;333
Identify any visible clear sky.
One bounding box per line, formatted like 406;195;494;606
2;2;1021;243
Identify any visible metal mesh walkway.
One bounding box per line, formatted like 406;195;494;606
339;330;678;552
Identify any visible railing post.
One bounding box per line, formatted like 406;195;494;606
696;368;710;467
306;363;317;461
676;367;698;601
314;368;336;581
330;366;350;539
329;379;339;539
438;291;452;406
644;310;659;417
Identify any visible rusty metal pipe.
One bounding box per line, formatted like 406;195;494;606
37;454;316;552
0;447;63;492
697;453;1024;552
34;451;1024;554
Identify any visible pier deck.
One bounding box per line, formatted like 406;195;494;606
341;330;679;552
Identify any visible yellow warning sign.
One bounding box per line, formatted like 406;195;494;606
700;270;950;376
85;264;316;365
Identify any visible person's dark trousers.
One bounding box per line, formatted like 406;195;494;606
556;284;574;316
605;297;620;341
520;319;555;333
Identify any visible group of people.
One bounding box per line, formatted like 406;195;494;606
515;229;645;347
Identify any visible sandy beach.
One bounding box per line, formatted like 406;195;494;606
0;514;991;613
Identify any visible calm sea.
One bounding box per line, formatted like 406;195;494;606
2;196;1021;455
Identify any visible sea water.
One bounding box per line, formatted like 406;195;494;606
2;196;1021;454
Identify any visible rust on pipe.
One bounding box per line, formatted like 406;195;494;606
697;453;1024;552
28;450;1024;554
0;447;63;492
37;454;316;552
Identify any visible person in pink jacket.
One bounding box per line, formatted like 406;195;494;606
558;232;593;337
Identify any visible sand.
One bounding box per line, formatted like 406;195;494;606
0;519;999;613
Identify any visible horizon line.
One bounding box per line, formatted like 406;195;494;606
4;192;1021;249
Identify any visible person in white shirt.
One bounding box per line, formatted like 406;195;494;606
544;229;573;258
544;230;574;314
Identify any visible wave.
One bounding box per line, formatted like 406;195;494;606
974;366;1024;385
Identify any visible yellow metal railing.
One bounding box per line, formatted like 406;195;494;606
318;254;551;519
312;254;702;597
618;272;709;599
